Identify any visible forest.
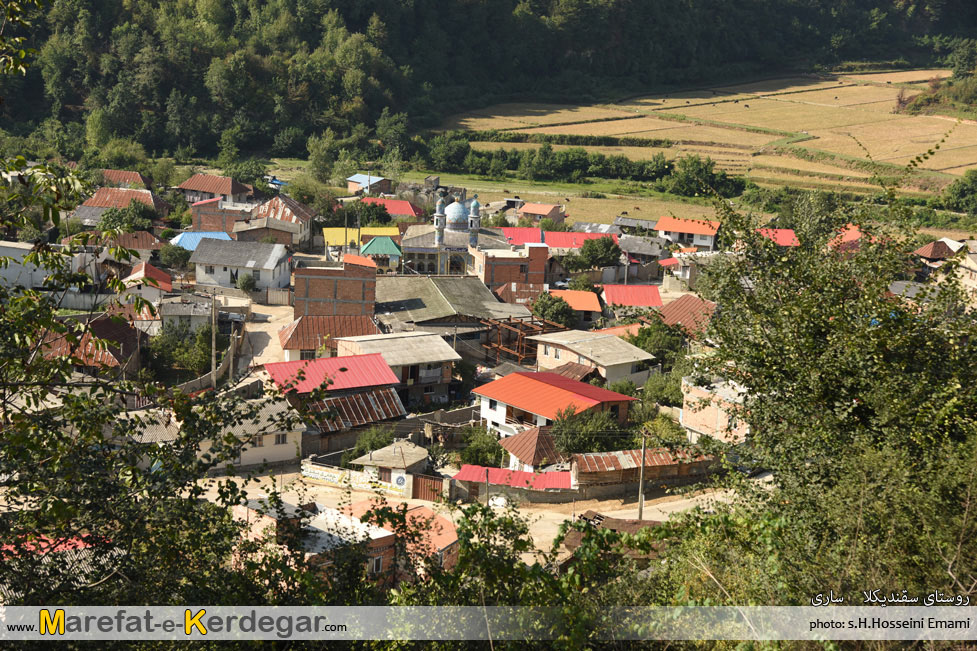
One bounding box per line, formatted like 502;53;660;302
2;0;977;163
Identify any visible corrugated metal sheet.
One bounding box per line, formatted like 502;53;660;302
102;169;149;188
361;197;423;217
170;231;232;251
309;387;406;432
452;464;572;490
500;228;618;249
549;289;601;313
498;427;566;466
251;195;316;225
602;284;662;308
655;294;716;336
757;228;800;247
265;353;398;394
179;174;249;196
655;216;720;236
124;262;172;292
472;372;635;421
82;187;167;213
278;316;380;351
573;448;704;474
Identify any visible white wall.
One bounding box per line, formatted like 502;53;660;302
200;428;302;468
195;259;290;290
480;397;509;435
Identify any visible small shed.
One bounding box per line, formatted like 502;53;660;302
350;440;430;479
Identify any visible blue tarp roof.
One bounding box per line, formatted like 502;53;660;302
346;174;386;186
170;231;232;251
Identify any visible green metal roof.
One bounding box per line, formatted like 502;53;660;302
360;235;402;257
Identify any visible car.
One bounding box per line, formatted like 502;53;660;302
552;280;569;289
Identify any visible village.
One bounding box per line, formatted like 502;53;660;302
1;165;971;583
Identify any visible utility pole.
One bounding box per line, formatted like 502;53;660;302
452;324;458;351
637;429;647;521
210;293;217;389
484;467;490;507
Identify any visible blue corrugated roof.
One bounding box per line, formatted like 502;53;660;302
346;174;386;186
170;231;232;251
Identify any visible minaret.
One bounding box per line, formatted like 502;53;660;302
468;194;481;248
434;194;446;247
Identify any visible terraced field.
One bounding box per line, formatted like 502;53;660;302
443;69;969;198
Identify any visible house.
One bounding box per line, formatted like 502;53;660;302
349;440;430;477
529;329;656;385
189;198;252;235
498;426;567;472
493;282;547;307
42;313;146;378
473;372;636;437
614;216;658;234
591;322;643;338
105;301;161;336
233;500;396;581
335;332;461;406
292;255;377;317
190;239;290;290
374;276;530;349
121;262;172;303
601;284;663;315
323;226;400;250
400;198;508;275
757;228;800;247
658;251;724;290
101;169;151;189
548;289;602;326
573;222;622;235
517;203;565;225
74;187;170;226
500;228;618;250
913;237;963;277
346;174;392;195
680;377;749;444
170;231;233;251
0;240;90;289
654;216;720;251
571;447;714;490
178;174;251;205
361;197;424;218
359;236;402;273
157;297;239;334
468;242;548;286
654;294;716;338
345;500;459;571
264;354;407;450
60;230;164;266
561;510;662;565
618;234;666;279
278;315;381;361
235;195;316;247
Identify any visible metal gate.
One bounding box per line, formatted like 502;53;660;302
266;288;292;305
411;474;444;501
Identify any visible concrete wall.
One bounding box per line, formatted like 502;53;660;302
300;460;412;498
680;380;749;444
195;258;289;291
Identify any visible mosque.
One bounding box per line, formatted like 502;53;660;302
400;194;509;275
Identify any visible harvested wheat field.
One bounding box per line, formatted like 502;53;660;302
712;77;843;96
840;69;952;85
747;154;873;178
781;85;906;107
516;116;678;136
442;103;634;130
469;141;674;160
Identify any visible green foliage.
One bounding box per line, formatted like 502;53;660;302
642;370;683;407
627;319;686;372
539;217;569;231
552;406;626;454
236;273;256;292
459;426;504;467
99;199;155;232
532;292;577;328
222;158;267;185
567;275;596;292
160;228;175;239
341;426;395;467
942;169;977;215
159;243;191;270
578;236;622;269
607;379;638;396
664;154;745;198
948;38;977;78
333;200;391;229
148;322;228;378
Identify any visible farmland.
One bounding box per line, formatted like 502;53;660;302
442;69;969;198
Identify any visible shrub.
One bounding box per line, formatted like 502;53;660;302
237;274;257;292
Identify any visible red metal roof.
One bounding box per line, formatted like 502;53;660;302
101;169;150;188
549;289;602;312
307;387;407;432
192;197;221;207
655;294;716;336
602;284;662;308
498;426;567;466
913;240;955;260
42;315;141;369
452;465;572;490
179;173;250;197
278;315;380;351
757;228;800;247
124;262;172;292
472;372;635;421
82;187;168;213
343;254;376;268
500;228;618;248
655;216;720;236
573;448;710;473
658;257;679;266
264;353;398;394
361;197;424;217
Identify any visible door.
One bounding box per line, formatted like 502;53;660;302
378;467;392;483
411;474;444;501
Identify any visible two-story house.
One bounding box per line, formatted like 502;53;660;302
178;174;251;205
334;332;461;406
655;216;720;252
529;329;657;385
473;372;636;438
680;377;749;445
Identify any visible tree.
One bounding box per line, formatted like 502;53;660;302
459;427;504;467
567;276;596;292
237;273;256;292
627;319;686;372
942;169;977;215
341;426;395;467
532;292;576;328
375;107;408;153
551;407;624;454
539;217;569;231
307;132;336;183
642;370;683;407
331;150;359;187
578;236;622;268
99;199;155;232
223;159;267;185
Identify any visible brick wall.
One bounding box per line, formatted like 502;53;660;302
192;203;246;235
292;264;376;317
236;227;292;245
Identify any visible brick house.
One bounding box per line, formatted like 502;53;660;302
190;198;251;235
468;242;547;286
517;203;565;225
680;377;749;444
292;255;377;317
234;195;316;248
278;315;381;361
346;174;392;195
178;174;251;204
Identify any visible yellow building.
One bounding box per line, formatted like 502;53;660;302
323;226;400;248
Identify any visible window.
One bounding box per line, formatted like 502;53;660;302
489;399;498;410
274;433;287;445
424;385;434;394
371;556;383;575
609;405;620;420
205;265;214;274
542;344;549;355
300;349;316;360
519;264;528;274
554;348;561;360
253;270;261;281
223;267;227;272
583;311;592;321
254;435;264;448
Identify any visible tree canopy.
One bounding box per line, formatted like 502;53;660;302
532;292;577;328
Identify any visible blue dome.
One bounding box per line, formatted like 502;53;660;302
445;201;467;231
469;195;480;216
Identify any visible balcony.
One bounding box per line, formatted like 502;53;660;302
418;368;443;384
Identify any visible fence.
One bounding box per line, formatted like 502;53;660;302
174;332;241;395
265;288;292;306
